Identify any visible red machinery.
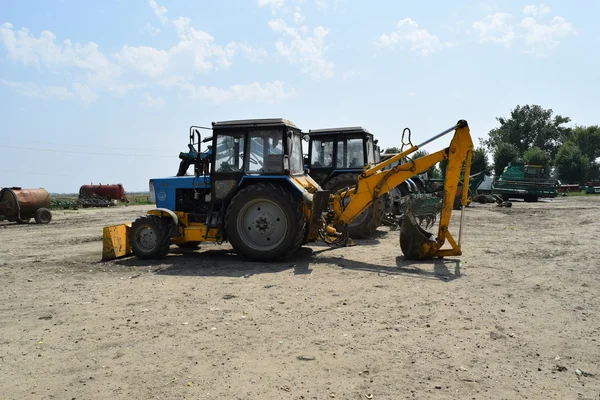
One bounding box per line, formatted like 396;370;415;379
78;184;128;207
80;184;127;201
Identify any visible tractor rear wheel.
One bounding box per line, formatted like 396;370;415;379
129;215;171;259
34;208;52;224
226;182;306;262
324;173;384;239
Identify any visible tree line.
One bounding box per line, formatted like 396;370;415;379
383;104;599;184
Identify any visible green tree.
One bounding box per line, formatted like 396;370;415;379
589;161;600;181
384;147;401;154
569;125;600;161
554;142;589;184
484;104;571;159
410;150;441;179
492;142;520;176
438;158;448;178
523;146;552;171
428;165;441;179
470;147;491;175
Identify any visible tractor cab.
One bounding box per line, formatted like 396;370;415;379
304;126;383;238
306;126;375;186
209;118;305;204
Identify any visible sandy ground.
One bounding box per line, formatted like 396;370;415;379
1;196;599;399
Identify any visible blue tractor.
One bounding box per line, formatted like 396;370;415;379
115;118;331;262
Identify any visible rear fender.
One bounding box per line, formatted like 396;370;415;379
147;208;181;237
238;176;305;198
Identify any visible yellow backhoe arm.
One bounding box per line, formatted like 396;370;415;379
330;120;473;260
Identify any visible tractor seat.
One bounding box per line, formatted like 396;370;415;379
263;154;283;173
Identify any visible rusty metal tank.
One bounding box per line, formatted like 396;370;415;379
79;184;127;201
0;187;53;224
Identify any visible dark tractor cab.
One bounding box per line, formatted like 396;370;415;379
305;126;383;238
373;140;382;163
306;126;376;186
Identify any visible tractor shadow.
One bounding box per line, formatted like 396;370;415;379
112;244;461;282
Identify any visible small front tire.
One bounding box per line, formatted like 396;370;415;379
34;208;52;224
129;215;171;259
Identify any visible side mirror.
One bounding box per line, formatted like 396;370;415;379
302;134;310;142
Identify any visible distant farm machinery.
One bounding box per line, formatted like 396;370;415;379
51;184;129;209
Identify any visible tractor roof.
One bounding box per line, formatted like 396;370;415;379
212;118;299;129
308;126;372;136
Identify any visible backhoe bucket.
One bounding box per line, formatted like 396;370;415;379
399;209;439;260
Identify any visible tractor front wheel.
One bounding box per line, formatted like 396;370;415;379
130;215;171;259
226;183;305;262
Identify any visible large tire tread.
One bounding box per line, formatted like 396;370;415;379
130;215;171;259
34;208;52;224
225;182;306;262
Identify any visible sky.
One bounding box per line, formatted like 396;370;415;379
1;0;598;193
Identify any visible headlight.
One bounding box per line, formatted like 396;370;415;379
149;180;156;203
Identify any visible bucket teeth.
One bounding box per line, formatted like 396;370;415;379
399;210;439;260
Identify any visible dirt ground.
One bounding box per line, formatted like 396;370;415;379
1;196;599;399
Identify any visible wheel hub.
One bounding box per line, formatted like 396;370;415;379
138;227;157;250
238;199;287;251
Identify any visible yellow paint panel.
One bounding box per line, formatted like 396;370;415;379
183;225;220;242
102;223;132;260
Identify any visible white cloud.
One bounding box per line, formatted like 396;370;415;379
315;0;343;10
293;7;305;24
268;18;334;79
377;18;452;55
257;0;285;14
472;6;575;56
523;4;551;17
0;79;98;108
520;16;575;56
341;70;359;80
170;16;266;72
0;78;72;100
115;45;169;76
72;82;97;106
142;92;165;108
149;0;168;24
0;4;275;106
143;23;161;36
234;42;268;62
160;77;295;104
315;0;327;9
472;13;515;47
0;23;112;70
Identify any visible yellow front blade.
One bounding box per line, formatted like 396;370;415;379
102;223;132;260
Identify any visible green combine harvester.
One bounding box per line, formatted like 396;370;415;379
492;161;558;202
585;181;600;194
